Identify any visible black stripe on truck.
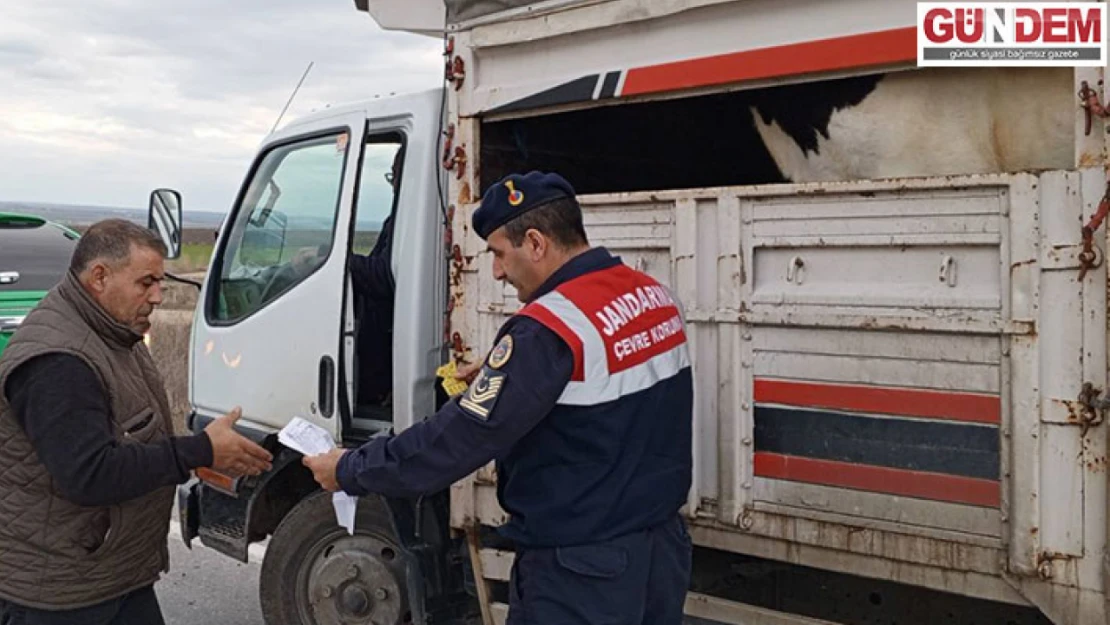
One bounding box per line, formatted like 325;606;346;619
754;406;1000;480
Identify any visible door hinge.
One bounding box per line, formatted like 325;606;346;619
1077;180;1110;281
1041;244;1095;270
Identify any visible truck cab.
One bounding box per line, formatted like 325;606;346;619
170;90;466;625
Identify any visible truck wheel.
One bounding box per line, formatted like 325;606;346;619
260;491;411;625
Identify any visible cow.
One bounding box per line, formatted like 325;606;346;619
749;67;1075;183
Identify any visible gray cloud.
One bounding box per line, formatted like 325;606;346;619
0;0;442;212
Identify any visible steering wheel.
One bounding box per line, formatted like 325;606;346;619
258;262;302;304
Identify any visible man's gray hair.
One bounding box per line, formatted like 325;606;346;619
70;219;168;274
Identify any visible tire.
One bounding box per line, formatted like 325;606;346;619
259;491;412;625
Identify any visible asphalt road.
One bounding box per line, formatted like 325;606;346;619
157;524;266;625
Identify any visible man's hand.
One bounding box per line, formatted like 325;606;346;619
303;448;348;492
292;246;322;274
205;407;274;476
455;361;482;384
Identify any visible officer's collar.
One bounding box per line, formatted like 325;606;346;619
526;247;621;304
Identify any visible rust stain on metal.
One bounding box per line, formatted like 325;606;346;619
458;182;472;205
1052;398;1082;423
453;146;468;180
451;244;465;287
1086;455;1106;472
1079;152;1104;169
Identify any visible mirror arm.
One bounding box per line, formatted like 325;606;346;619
166;271;203;290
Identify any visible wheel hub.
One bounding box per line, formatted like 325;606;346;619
341;586;370;617
300;534;404;624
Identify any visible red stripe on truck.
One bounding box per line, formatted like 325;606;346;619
621;27;918;97
754;452;1001;508
754;379;1001;425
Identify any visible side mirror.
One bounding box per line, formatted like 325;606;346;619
148;189;183;260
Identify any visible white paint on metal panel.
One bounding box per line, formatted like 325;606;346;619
751;191;1004;222
753;478;1002;540
741;310;1027;336
752;215;1002;239
695;199;719;312
753;351;1000;394
674;198;698;313
753;327;1001;365
753;234;1002;249
689;522;1028;606
751;245;1001;311
716;195;744;311
1039;424;1085;557
1038;174;1085;425
695;321;722;514
1078;166;1109;590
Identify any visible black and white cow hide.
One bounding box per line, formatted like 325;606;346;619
749;67;1074;183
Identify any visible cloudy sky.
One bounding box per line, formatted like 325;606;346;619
0;0;442;213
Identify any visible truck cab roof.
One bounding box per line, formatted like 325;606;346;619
271;88;443;143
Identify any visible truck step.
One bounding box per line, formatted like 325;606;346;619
203;518;246;541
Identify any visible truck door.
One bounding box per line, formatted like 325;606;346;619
190;114;366;439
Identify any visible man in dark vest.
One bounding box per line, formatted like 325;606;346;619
304;172;694;624
0;219;274;625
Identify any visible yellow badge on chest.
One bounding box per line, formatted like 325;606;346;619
488;335;513;369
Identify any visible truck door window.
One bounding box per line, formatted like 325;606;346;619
211;132;348;323
348;138;402;416
353;141;402;255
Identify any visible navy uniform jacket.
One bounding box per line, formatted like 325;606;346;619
348;214;395;406
336;247;693;547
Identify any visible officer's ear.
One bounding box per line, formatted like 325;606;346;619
523;228;547;261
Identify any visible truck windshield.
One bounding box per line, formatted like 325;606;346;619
0;216;78;292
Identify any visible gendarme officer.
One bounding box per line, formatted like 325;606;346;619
305;171;694;624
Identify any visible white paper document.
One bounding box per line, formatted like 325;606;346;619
278;417;358;535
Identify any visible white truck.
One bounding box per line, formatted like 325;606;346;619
153;1;1110;624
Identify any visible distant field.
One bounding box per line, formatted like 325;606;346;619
165;228;381;274
168;242;215;274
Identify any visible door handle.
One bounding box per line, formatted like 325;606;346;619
786;256;805;284
318;356;335;419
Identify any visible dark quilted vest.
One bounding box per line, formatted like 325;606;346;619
0;272;176;609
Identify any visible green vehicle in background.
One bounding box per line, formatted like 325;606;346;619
0;212;80;355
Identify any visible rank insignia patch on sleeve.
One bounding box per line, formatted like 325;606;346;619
459;367;506;421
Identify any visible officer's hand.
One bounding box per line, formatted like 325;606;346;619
303;448;347;492
205;407;274;476
455;361;482;384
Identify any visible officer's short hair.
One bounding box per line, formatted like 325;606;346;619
502;196;589;250
71;219;167;274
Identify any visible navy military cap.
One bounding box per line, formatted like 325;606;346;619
473;171;577;240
